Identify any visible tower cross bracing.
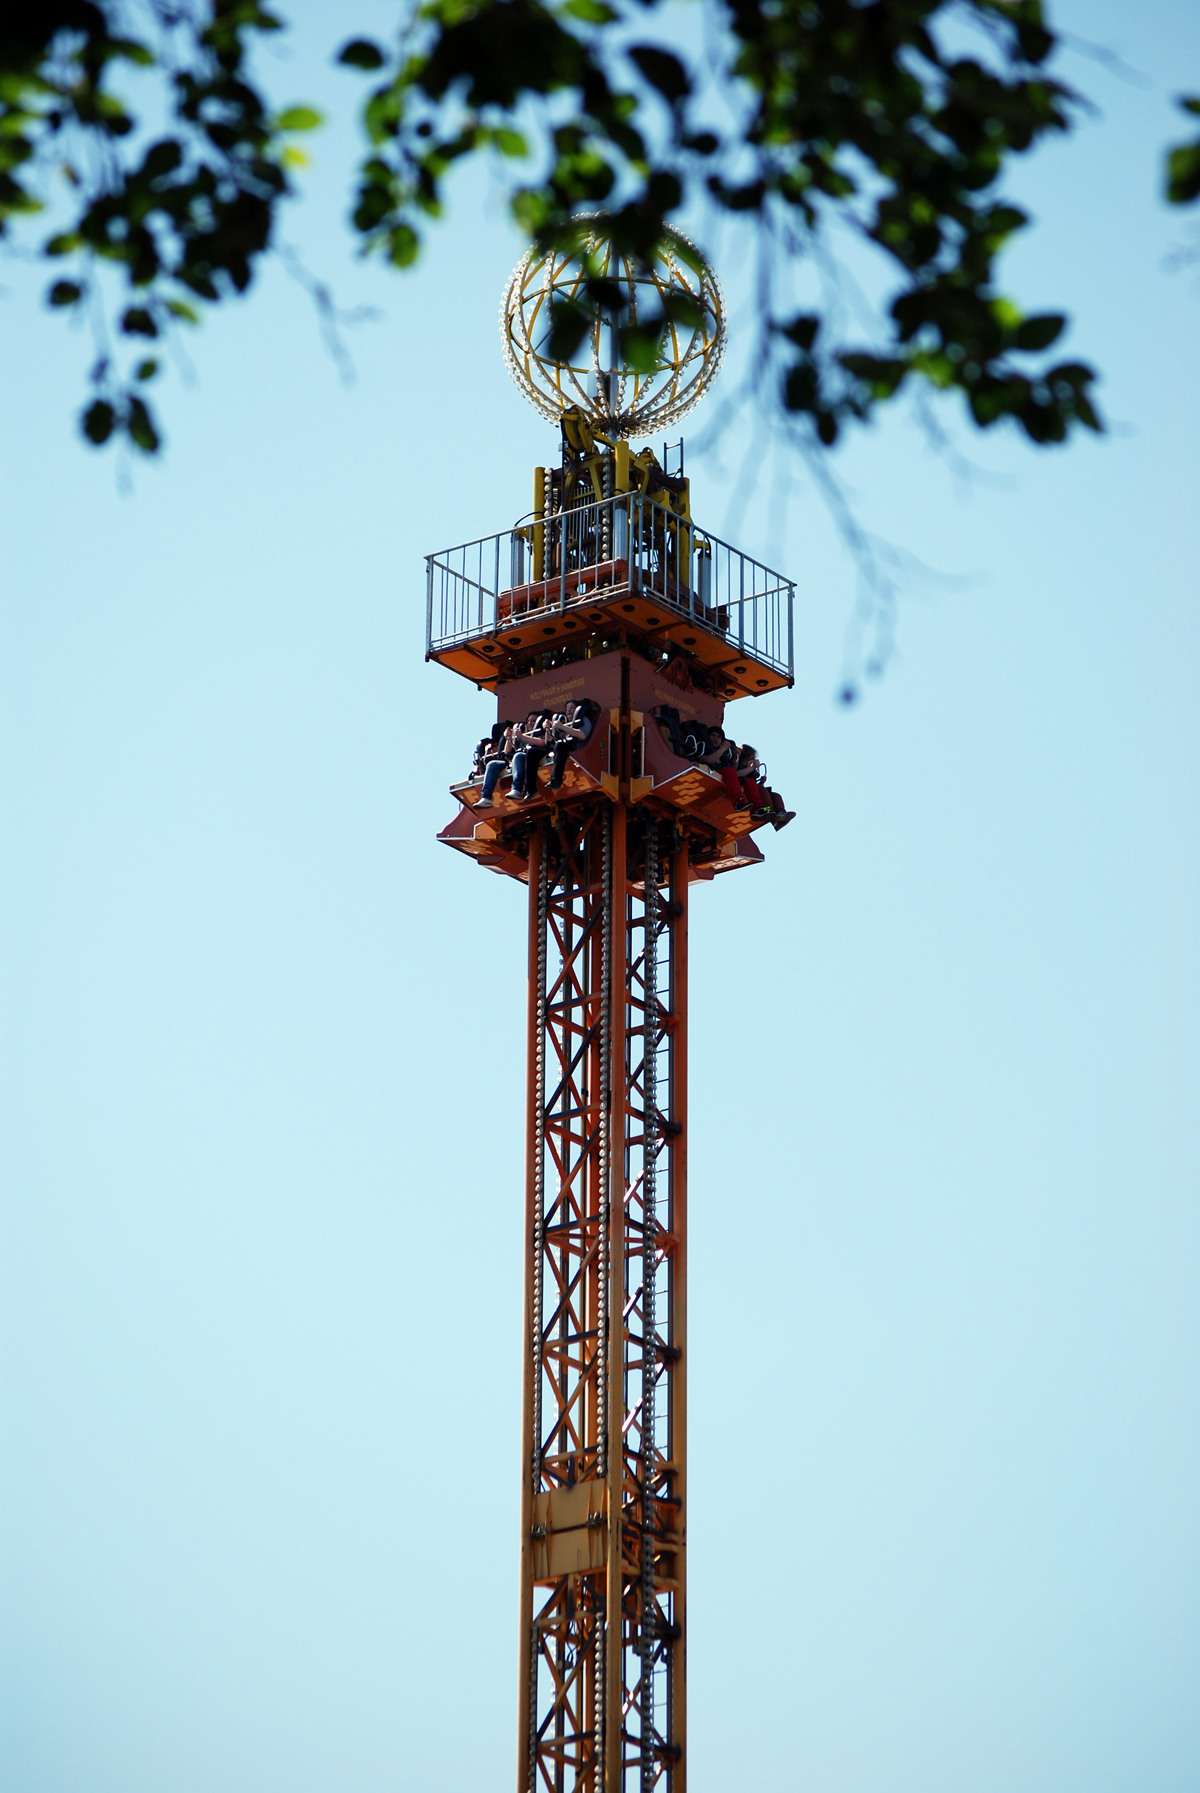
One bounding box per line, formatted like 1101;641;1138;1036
519;808;687;1791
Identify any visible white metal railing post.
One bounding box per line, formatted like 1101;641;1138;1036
559;508;567;612
492;534;500;632
425;556;434;658
664;500;671;600
640;493;646;594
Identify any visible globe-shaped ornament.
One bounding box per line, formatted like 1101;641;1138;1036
500;226;726;440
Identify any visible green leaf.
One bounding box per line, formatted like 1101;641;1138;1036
110;38;154;67
135;358;160;381
121;307;158;338
142;139;183;180
1015;312;1066;352
628;45;690;104
560;0;617;21
276;106;324;132
620;324;661;373
783;362;818;411
82;400;115;445
166;298;199;324
126;396;161;454
779;313;820;351
49;280;83;307
667;234;704;277
491;127;528;158
1167;141;1200;206
386;223;420;267
979;205;1028;246
511;188;553;236
839;352;907;400
658;292;702;329
338;39;386;70
1073;391;1102;431
548;297;593;362
1045;361;1094;387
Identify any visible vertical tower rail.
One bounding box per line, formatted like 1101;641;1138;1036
520;804;687;1793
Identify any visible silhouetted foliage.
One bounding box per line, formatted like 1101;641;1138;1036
1166;96;1200;205
1;1;1193;457
0;0;315;453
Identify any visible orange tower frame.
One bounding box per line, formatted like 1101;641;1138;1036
428;427;793;1792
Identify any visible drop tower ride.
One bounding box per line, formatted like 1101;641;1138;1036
425;228;795;1793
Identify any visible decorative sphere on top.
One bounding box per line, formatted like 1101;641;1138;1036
500;225;726;440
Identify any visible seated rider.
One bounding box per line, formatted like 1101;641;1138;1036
475;721;518;807
713;733;797;831
511;712;551;800
470;735;494;781
702;725;737;794
547;700;591;791
737;743;797;831
762;785;797;830
734;743;767;809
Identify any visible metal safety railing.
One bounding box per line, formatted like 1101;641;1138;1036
426;491;794;680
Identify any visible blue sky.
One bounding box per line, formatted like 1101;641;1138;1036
2;3;1197;1790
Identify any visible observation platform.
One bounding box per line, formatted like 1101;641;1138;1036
425;491;793;700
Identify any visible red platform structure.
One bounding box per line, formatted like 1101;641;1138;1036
428;238;795;1793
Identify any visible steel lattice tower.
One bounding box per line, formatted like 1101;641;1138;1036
520;798;686;1791
427;230;794;1792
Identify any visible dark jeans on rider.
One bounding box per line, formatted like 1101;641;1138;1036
481;757;510;800
512;746;546;796
548;740;574;788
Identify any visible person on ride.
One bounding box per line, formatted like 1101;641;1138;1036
547;700;590;791
735;743;768;809
475;721;518;807
511;712;551;800
765;788;797;829
701;725;741;802
736;743;796;829
702;725;736;787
